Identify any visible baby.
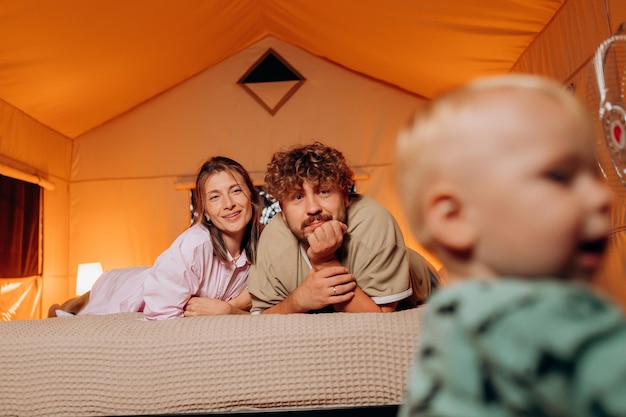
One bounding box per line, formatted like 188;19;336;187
395;74;626;416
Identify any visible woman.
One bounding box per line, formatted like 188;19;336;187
49;156;262;320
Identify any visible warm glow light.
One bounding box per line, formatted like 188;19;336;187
76;262;103;295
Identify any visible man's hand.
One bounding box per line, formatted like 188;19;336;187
287;265;357;313
306;220;347;269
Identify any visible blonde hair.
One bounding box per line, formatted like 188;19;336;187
395;74;592;247
193;156;262;263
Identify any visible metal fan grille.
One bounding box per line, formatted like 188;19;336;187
590;34;626;188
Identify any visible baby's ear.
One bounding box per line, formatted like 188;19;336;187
424;184;477;251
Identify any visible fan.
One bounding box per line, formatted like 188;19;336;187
592;26;626;188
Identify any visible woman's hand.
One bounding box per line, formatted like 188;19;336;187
227;290;252;312
183;292;251;316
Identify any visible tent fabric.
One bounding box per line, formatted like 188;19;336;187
67;36;430;275
0;277;42;321
0;176;40;278
0;0;567;140
510;0;610;81
0;0;625;318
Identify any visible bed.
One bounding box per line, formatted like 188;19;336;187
0;308;422;417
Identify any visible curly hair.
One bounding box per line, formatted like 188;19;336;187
264;142;355;202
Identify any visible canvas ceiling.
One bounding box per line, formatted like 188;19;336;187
0;0;572;140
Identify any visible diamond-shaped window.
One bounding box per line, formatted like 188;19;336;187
238;48;305;115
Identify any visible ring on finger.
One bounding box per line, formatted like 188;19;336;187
333;286;337;296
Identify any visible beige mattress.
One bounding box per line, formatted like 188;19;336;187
0;308;422;416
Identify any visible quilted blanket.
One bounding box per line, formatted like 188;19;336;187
0;308;422;416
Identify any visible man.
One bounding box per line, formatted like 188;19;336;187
247;141;436;314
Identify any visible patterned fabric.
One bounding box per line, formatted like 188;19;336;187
0;308;422;416
398;278;626;417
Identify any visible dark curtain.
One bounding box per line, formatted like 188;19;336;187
0;175;40;278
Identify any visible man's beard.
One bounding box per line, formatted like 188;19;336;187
296;214;334;246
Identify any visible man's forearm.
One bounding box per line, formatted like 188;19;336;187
310;257;343;271
259;294;306;314
333;286;397;313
